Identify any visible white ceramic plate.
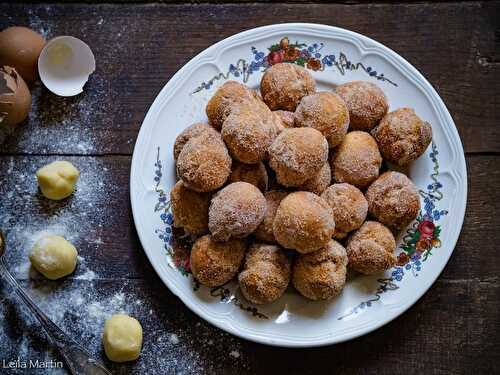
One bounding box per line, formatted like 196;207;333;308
130;23;467;347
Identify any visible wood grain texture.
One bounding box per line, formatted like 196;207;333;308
0;2;499;155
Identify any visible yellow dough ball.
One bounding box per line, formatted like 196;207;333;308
36;161;79;200
102;314;143;363
29;235;78;280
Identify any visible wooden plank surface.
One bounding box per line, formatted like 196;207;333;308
0;2;499;375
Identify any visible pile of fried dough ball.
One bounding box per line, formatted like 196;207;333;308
171;62;432;304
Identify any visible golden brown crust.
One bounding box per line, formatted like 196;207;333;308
336;81;388;131
208;182;266;241
295;92;349;147
371;108;432;166
269;128;329;187
330;131;382;189
170;180;211;235
238;243;291;304
273;191;335;254
296;162;331;195
205;81;257;130
260;63;316;111
321;183;368;239
254;190;288;244
190;235;246;287
229;161;268;192
292;240;348;301
273;110;296;129
173;122;220;160
346;221;396;275
365;171;421;229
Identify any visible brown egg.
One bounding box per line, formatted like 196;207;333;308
0;26;46;83
0;66;31;139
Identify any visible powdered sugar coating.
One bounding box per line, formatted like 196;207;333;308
190;235;246;287
173;122;220;160
269;128;329;187
229;161;268;192
336;81;388;131
273;191;335;254
238;243;291;305
346;221;396;275
254;190;288;244
208;182;266;241
205;81;257;130
372;108;432;166
260;63;315;111
295;92;349;147
330;131;382;189
296;162;331;195
365;171;421;229
176;135;231;192
292;240;348;301
170;180;211;236
273;110;296;130
321;183;368;239
221;102;278;164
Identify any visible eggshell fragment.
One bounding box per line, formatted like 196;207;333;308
38;36;95;97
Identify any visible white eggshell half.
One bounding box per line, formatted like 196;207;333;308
38;36;96;97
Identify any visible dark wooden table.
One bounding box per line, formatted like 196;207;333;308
1;2;499;374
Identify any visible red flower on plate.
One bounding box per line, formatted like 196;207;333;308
418;220;435;239
267;50;284;65
397;252;409;266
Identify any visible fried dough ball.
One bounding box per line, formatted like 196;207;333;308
321;183;368;239
296;162;331;195
221;102;278;164
176;135;231;192
346;221;396;275
330;131;382;189
335;81;388;131
190;235;246;287
273;192;335;254
269;128;328;187
292;240;348;301
238;243;291;304
254;191;288;244
209;182;266;241
206;81;257;130
229;161;268;192
295;92;349;147
273;110;296;129
170;181;211;235
365;171;420;230
173;122;220;160
371;108;432;166
260;63;316;111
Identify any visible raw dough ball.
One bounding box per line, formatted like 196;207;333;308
296;162;331;195
273;191;335;254
206;81;257;130
173;122;220;160
365;171;421;229
269;128;328;187
238;243;291;305
221;102;277;164
29;235;78;280
321;183;368;239
229;161;268;192
209;182;266;241
295;92;349;147
292;240;348;301
190;235;246;287
102;314;143;363
335;81;388;131
273;110;296;130
170;180;211;235
36;160;80;200
330;131;382;189
346;221;396;275
254;190;288;244
371;108;432;166
176;135;231;192
260;63;316;111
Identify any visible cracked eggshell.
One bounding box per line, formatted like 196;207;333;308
0;66;31;131
38;36;95;97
